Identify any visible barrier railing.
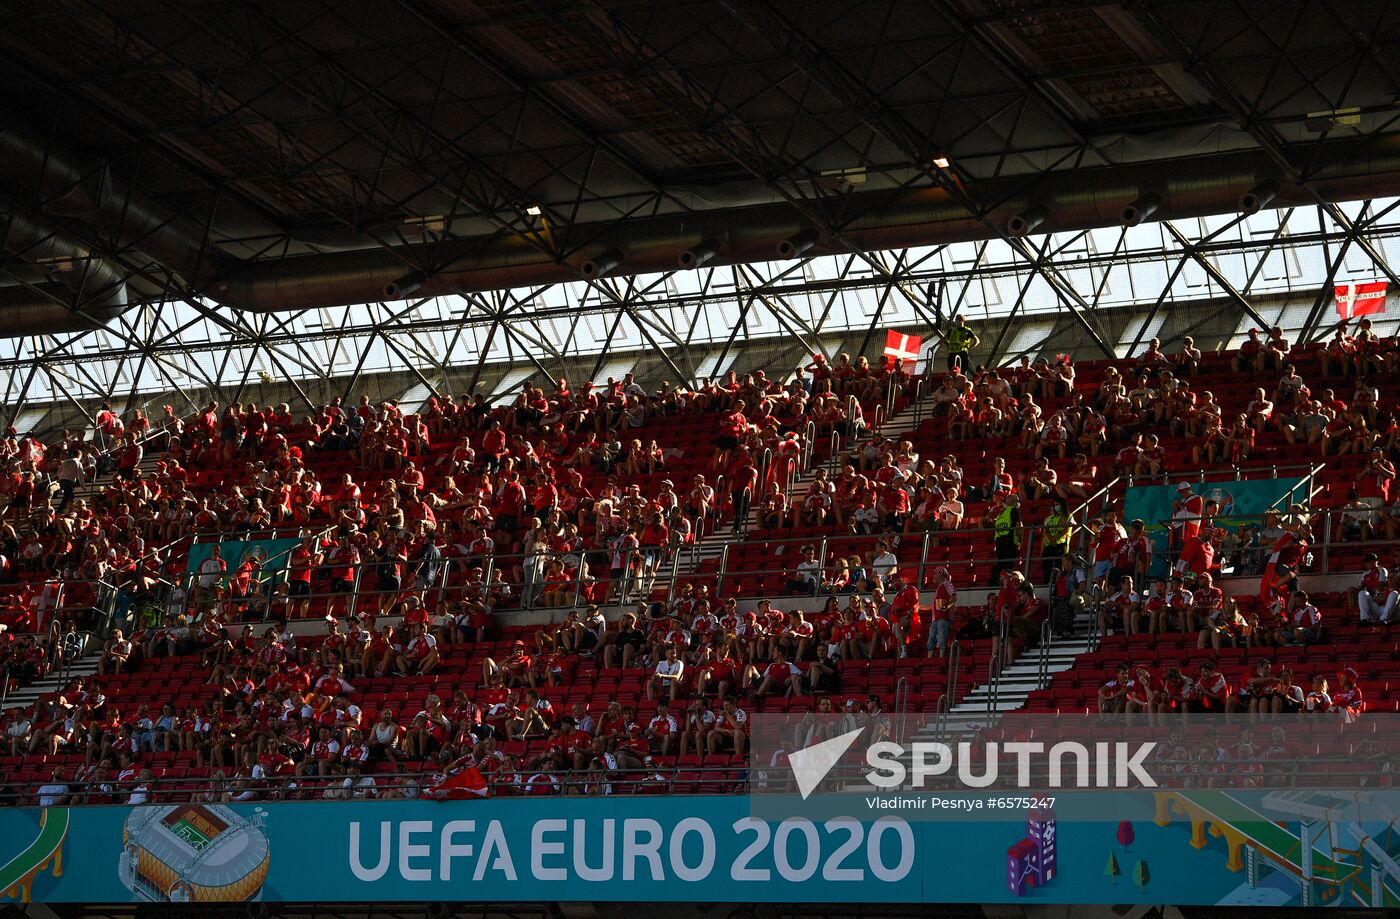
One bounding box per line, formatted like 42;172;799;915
1;744;1382;808
0;766;753;805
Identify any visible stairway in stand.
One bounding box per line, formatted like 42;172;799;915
674;394;931;584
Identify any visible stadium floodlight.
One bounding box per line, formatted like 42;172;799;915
1006;204;1047;237
383;270;427;300
931;155;951;169
580;248;623;280
678;238;721;270
1120;192;1162;227
525;204;542;216
776;228;819;258
1240;179;1279;216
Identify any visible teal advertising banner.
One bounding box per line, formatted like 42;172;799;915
0;793;1392;907
185;537;301;580
1122;478;1306;578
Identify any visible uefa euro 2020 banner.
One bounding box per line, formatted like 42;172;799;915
185;537;302;580
1124;477;1306;579
2;715;1398;908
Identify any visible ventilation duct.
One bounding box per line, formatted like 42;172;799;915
1006;204;1048;237
0;123;225;286
9;131;1400;325
0;210;128;334
677;238;721;269
580;248;623;280
1120;192;1162;227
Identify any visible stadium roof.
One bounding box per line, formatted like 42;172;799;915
4;0;1400;333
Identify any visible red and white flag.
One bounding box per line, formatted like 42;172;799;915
1335;281;1387;320
424;765;489;800
883;329;922;364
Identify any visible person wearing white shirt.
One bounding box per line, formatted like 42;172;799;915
1360;571;1400;624
788;546;823;596
648;647;685;702
871;540;899;587
127;769;154;805
37;768;68;807
7;714;32;756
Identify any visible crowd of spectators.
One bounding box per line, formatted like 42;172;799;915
0;315;1391;806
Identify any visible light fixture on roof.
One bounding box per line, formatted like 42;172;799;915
777;228;819;258
931;155;951;169
1006;204;1047;237
816;167;866;194
400;215;446;237
37;254;79;273
525;204;542;216
1304;106;1361;133
678;238;721;270
580;248;623;280
1120;192;1162;227
1239;179;1279;216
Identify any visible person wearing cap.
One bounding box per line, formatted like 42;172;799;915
482;641;534;689
1232;327;1264;374
1359;569;1400;626
683;471;716;520
1330;667;1365;720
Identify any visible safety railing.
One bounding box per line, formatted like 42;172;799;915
892;676;911;746
1037;618;1053;689
942;640;962;734
144;516;1120;630
0;766;758;806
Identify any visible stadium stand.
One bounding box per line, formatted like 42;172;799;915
0;326;1394;805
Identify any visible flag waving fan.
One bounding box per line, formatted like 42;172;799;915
1335;281;1387;320
424;762;489;800
883;329;922;364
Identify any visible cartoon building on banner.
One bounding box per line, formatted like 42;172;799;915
1007;807;1058;896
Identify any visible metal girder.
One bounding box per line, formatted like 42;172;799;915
1162;221;1273;332
711;0;1115;359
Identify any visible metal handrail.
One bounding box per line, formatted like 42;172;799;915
1037;617;1053;690
930;692;950;741
987;602;1011;716
943;640;961;735
892;676;910;745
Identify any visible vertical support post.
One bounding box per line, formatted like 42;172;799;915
1299;821;1314;907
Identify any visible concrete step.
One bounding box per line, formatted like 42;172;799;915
961;684;1044;698
949;700;1026;713
3;659;99;713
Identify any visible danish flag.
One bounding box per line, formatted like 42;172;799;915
1335;281;1387;320
883;329;923;364
425;764;489;799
